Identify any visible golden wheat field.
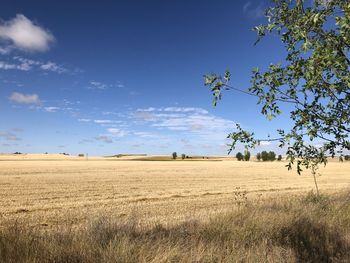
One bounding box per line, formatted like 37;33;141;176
0;154;349;229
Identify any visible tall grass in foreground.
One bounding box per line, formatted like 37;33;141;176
1;191;350;263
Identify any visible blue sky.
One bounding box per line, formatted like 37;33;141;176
0;0;295;156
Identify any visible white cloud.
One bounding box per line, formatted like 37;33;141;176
78;118;91;122
133;106;235;145
136;107;156;112
0;61;31;71
259;141;271;146
94;119;114;124
13;56;41;65
0;14;54;52
78;139;93;144
107;128;128;137
152;114;234;134
133;131;158;138
243;2;252;13
163;107;208;114
88;81;125;90
0;46;11;54
0;131;21;141
166;126;189;131
136;107;208;114
242;1;265;19
40;61;66;73
9;92;40;104
0;57;67;73
89;81;108;90
102;111;124;117
95;135;113;144
133;111;158;122
44;106;60;112
154;113;185;118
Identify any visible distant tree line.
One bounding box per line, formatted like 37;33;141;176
235;151;251;161
343;155;350;161
172;152;177;159
172;152;191;160
256;151;282;161
236;151;282;162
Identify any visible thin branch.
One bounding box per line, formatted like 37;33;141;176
223;84;298;104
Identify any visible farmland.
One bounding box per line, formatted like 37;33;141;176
0;154;349;228
1;154;350;262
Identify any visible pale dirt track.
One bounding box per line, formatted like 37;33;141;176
0;155;349;227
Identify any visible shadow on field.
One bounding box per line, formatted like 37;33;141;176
277;216;349;262
1;191;350;262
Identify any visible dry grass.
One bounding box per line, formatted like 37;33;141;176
0;155;350;228
1;191;350;262
1;155;350;262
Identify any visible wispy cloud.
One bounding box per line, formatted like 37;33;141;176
78;139;93;144
0;46;11;55
89;81;108;90
133;106;235;143
136;107;208;114
78;118;91;122
37;99;78;115
41;105;236;153
0;61;31;71
0;14;54;53
163;107;208;114
0;131;21;141
133;131;159;138
93;119;121;124
40;61;66;73
95;135;113;144
43;106;60;113
243;1;265;19
116;81;125;88
0;56;68;73
102;111;124;117
152;114;234;133
136;107;156;112
9;92;41;104
259;141;271;146
88;80;126;90
107;128;128;137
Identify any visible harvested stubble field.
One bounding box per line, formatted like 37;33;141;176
1;154;350;262
0;154;349;227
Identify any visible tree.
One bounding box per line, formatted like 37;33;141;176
181;154;186;160
261;151;269;162
172;152;177;160
268;151;276;161
236;152;243;161
277;154;283;161
244;150;251;161
345;155;350;161
204;0;350;195
256;152;261;161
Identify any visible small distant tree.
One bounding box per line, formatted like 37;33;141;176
261;151;269;162
172;152;177;160
181;154;186;160
236;152;243;161
244;150;251;161
277;155;282;161
268;151;276;161
345;155;350;161
256;152;261;161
